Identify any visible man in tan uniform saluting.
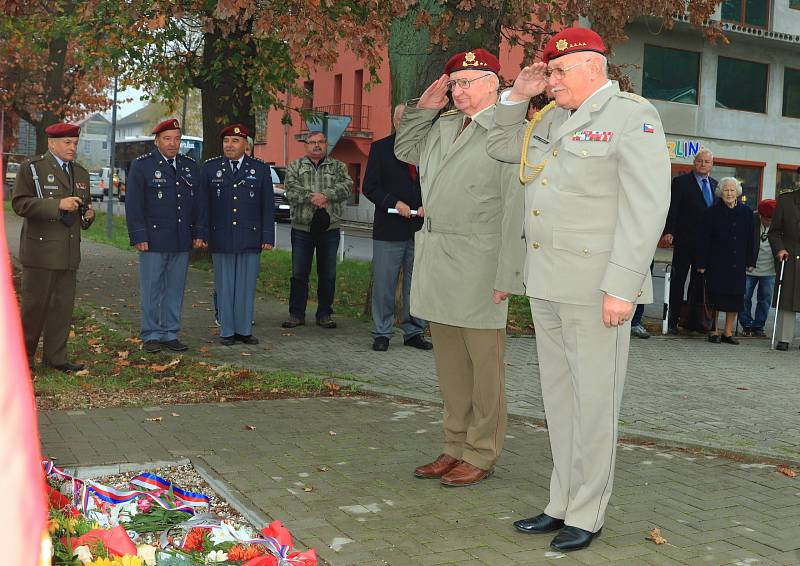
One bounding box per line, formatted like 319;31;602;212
487;27;670;551
395;49;525;487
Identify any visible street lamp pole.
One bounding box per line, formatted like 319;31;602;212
106;73;118;238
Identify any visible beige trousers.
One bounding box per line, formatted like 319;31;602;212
775;310;798;344
429;322;507;470
531;298;630;533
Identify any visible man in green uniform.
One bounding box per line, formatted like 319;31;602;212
12;122;95;372
487;27;670;551
395;48;525;487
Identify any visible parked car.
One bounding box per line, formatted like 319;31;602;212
100;166;126;202
4;161;19;196
271;165;290;222
89;172;103;201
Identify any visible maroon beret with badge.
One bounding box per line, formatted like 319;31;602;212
444;48;501;75
45;123;81;138
220;123;249;139
757;199;776;218
542;27;607;64
152;118;181;135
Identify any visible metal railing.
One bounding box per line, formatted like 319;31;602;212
300;104;371;134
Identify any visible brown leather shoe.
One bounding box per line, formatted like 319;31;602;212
440;461;494;487
413;454;460;479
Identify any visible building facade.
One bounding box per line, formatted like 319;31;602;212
75;113;111;172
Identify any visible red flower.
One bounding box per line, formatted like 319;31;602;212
181;527;207;551
228;544;267;561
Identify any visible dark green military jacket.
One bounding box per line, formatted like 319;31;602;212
12;152;92;270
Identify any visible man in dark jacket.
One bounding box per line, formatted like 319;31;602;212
363;105;431;351
769;182;800;350
663;149;718;333
197;123;274;346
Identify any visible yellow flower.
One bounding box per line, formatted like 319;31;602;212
47;518;60;534
85;558;119;566
119;556;143;566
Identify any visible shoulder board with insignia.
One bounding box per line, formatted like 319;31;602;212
30;155;45;163
181;154;196;162
440;109;461;117
135;153;150;161
203;155;223;164
617;91;648;104
249;156;267;165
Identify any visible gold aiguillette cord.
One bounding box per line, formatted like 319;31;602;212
519;101;556;184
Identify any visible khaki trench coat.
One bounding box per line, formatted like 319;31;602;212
394;104;525;329
487;83;671;305
769;189;800;312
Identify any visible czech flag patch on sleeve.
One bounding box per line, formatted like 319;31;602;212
643;123;655;133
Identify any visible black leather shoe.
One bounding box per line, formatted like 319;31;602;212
220;336;236;346
234;334;259;345
721;334;739;345
372;337;389;351
513;513;565;534
143;340;161;354
550;526;601;552
776;341;789;351
708;334;721;344
281;317;305;328
404;334;433;350
49;362;84;373
161;339;188;352
316;316;337;329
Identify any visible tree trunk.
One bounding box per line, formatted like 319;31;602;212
198;28;257;161
32;33;71;154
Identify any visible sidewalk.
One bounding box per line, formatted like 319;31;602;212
4;215;800;564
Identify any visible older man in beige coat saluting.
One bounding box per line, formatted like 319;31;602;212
395;48;525;487
487;27;670;551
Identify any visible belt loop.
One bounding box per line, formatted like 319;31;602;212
426;217;431;232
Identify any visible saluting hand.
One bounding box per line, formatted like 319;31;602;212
417;75;450;110
508;62;548;102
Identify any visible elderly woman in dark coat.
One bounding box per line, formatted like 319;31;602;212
697;177;755;344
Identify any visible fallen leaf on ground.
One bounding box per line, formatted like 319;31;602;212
303;486;314;492
117;350;130;359
144;417;163;422
777;465;797;478
646;527;667;544
69;330;76;338
171;412;180;417
736;386;749;391
240;352;251;356
281;333;294;337
329;430;337;437
74;369;90;377
244;425;256;431
199;346;209;353
318;466;330;472
150;359;181;372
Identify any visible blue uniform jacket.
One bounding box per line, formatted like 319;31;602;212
197;155;275;253
125;150;199;252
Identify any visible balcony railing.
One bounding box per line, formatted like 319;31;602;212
300;104;371;136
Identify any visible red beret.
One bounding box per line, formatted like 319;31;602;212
220;123;249;139
444;48;500;75
542;27;607;64
152;118;181;135
45;123;81;138
757;199;776;218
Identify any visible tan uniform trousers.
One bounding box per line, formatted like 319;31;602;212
531;298;630;533
429;322;507;471
21;267;77;366
775;310;798;344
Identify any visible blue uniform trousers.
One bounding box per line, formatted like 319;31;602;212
371;239;426;339
212;252;260;338
138;251;189;342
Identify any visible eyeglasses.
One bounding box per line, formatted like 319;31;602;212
305;139;327;145
446;73;494;91
544;60;591;80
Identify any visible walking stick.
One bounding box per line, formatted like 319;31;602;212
771;259;787;350
662;263;671;335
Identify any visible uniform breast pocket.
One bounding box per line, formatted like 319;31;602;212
559;142;615;193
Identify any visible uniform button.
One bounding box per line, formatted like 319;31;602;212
233;221;237;226
234;196;238;200
637;290;643;297
177;193;181;198
233;208;237;213
583;248;589;255
39;237;43;241
178;218;181;222
532;209;541;216
70;234;74;238
541;179;548;186
177;206;181;210
532;241;540;249
153;224;157;228
581;150;588;157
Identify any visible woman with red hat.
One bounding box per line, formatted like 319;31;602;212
739;199;776;337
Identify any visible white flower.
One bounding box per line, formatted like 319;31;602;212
209;521;253;545
73;545;93;564
205;550;228;563
137;544;158;566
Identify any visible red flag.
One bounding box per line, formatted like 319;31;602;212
0;155;49;563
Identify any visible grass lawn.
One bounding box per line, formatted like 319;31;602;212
32;307;356;410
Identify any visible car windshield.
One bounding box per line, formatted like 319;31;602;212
270;167;282;185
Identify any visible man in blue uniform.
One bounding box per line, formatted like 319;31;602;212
125;118;202;354
197;124;274;345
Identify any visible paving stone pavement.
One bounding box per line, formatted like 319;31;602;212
39;397;800;565
5;215;799;465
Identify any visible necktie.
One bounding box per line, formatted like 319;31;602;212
701;178;712;207
62;162;70;178
231;160;239;175
167;158;176;171
407;163;417;183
